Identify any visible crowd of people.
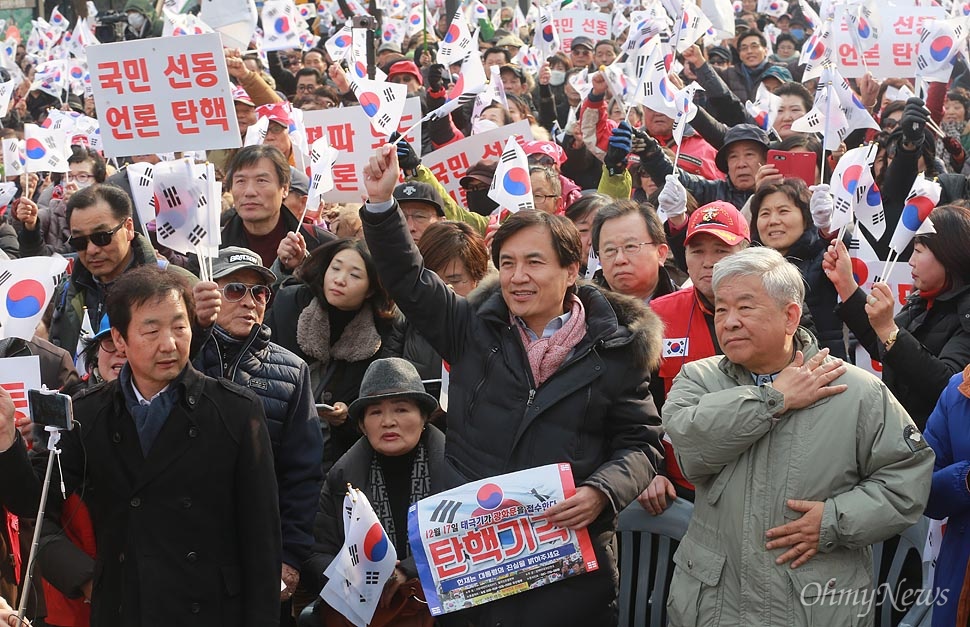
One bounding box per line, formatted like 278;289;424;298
0;0;969;625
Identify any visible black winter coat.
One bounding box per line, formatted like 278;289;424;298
37;365;281;627
838;283;970;428
385;314;442;396
193;323;323;569
0;432;38;516
362;202;665;627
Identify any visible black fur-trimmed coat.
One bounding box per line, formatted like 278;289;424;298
361;203;665;627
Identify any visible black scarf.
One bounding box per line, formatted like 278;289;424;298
367;435;433;558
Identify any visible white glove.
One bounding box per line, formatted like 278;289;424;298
809;183;833;232
657;174;688;220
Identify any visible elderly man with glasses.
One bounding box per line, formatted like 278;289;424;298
46;184;197;358
392;181;446;244
592;199;679;303
192;246;323;611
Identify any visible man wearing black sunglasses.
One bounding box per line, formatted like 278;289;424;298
191;246;323;610
48;184;197;358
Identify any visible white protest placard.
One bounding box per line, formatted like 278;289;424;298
0;356;41;427
200;0;258;50
302;97;423;203
87;33;241;157
552;10;610;52
408;463;599;615
423;120;533;209
832;5;945;78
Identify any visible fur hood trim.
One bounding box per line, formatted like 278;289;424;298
296;301;382;366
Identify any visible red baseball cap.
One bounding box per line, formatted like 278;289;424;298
521;140;566;166
685;201;750;246
388;60;423;85
256;102;293;128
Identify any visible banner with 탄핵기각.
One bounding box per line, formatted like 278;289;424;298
301;97;422;203
423;120;532;210
86;33;240;156
552;11;610;52
408;463;598;616
831;4;945;78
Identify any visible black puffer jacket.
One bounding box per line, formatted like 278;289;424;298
837;283;970;428
362;202;664;627
193;323;323;570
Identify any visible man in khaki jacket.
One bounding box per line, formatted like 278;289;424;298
664;247;934;626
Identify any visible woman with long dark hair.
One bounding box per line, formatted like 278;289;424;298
267;238;396;466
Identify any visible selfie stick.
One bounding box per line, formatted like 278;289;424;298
18;425;67;623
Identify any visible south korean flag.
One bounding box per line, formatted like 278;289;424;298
663;337;689;358
321;488;397;627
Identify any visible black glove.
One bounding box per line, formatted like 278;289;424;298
631;126;662;161
901;97;929;146
604;121;633;176
390;131;421;174
427;63;450;92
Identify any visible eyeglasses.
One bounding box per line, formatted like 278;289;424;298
68;221;127;251
528;155;557;167
739;43;763;52
296;83;317;93
403;210;434;224
98;336;118;353
600;242;656;260
67;172;94;183
882;118;900;130
533;194;559;202
442;274;471;286
219;282;272;304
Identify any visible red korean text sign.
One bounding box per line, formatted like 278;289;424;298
87;33;241;157
302;97;423;203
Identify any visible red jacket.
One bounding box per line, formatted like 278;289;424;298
43;494;96;627
649;286;718;492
